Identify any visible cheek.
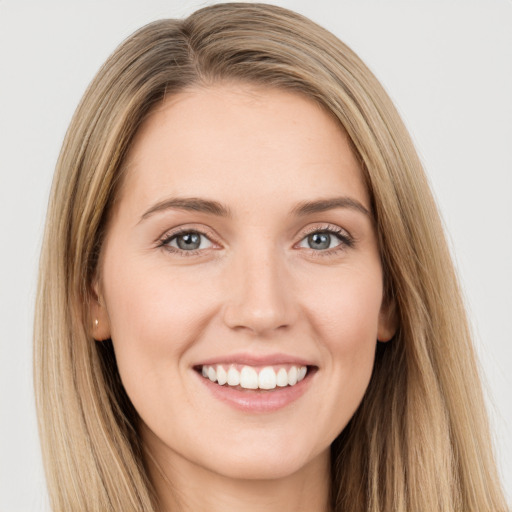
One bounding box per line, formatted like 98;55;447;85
106;254;213;334
101;256;218;400
306;264;383;349
302;267;382;428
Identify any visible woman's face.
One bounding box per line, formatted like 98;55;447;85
94;84;394;482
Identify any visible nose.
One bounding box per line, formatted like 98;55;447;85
222;246;297;336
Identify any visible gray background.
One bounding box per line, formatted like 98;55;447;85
1;1;511;510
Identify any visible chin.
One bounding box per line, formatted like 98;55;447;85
199;442;326;481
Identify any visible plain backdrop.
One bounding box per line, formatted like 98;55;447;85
1;1;511;510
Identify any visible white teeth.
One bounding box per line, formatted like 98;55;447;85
276;368;288;387
216;365;227;385
200;364;309;390
287;366;298;386
227;366;240;386
258;366;277;390
240;366;259;389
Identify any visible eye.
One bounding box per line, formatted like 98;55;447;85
302;232;336;250
163;231;213;252
297;227;353;252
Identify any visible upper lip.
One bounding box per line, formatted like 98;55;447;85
194;352;316;367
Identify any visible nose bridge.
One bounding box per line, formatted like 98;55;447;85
222;237;296;335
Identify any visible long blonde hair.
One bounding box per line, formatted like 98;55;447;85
34;3;508;511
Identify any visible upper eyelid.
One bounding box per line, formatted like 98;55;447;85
297;223;353;240
296;226;353;248
158;225;220;244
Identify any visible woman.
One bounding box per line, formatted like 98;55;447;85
34;3;508;511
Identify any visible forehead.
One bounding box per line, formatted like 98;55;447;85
118;83;369;216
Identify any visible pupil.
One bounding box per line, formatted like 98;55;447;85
177;233;201;250
308;232;330;250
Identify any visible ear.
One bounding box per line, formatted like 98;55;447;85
377;296;397;343
90;276;111;341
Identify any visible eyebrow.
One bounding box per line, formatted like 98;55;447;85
290;197;371;218
139;195;371;223
140;197;232;222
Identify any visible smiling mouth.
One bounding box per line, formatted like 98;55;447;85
195;364;314;391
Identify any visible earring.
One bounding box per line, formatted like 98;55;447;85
94;318;99;328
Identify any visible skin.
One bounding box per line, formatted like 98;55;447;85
92;84;395;512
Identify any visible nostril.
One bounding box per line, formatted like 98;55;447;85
221;267;297;334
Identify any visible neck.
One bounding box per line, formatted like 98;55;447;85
145;444;331;512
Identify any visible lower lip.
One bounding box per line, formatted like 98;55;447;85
194;369;315;413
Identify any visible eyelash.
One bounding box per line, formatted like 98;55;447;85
157;224;354;258
157;226;219;257
298;224;355;257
